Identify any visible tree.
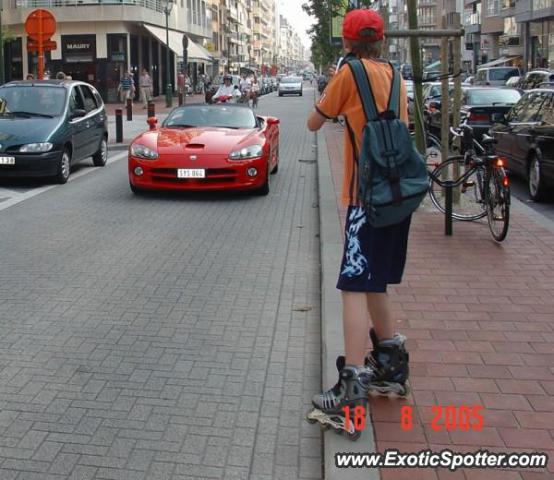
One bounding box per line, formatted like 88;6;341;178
302;0;374;71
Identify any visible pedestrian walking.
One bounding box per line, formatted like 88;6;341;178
139;68;153;109
251;76;260;108
26;74;34;80
306;8;411;438
55;71;66;80
118;71;135;104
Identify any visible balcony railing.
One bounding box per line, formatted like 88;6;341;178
12;0;165;12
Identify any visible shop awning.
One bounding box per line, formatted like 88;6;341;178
478;56;521;68
143;24;212;62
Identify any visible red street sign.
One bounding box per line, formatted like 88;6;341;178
25;9;56;42
27;40;57;52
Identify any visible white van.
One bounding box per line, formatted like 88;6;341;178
474;66;521;86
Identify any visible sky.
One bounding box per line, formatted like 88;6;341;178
279;0;315;50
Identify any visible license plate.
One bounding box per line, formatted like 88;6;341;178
177;169;205;179
0;156;15;165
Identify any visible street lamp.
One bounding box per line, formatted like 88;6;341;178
164;0;174;107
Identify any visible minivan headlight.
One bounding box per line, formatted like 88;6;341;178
19;142;53;153
228;144;263;160
130;144;158;160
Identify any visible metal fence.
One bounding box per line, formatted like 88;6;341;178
12;0;165;13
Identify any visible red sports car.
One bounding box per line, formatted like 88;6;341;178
128;104;280;195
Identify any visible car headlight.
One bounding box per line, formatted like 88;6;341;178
19;142;53;153
130;144;158;160
229;144;263;160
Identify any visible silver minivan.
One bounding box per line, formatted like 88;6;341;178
474;67;521;86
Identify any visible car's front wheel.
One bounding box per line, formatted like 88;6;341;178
528;154;547;202
92;136;108;167
54;149;71;184
130;182;143;195
255;164;270;196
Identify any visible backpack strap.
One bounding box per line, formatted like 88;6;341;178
386;63;401;118
346;59;379;121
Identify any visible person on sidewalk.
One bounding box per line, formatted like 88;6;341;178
306;8;411;427
118;71;135;104
139;68;153;109
212;75;235;103
251;77;260;108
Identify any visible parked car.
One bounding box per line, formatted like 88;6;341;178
517;69;554;90
474;66;520;86
421;82;454;128
505;76;521;87
0;80;108;184
427;87;521;142
129;104;280;196
490;88;554;201
278;76;303;96
462;75;474;86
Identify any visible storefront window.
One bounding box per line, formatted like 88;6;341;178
106;34;128;103
486;0;499;17
504;17;519;36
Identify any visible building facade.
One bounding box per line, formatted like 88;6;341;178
2;0;213;100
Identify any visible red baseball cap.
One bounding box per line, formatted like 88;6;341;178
342;9;385;42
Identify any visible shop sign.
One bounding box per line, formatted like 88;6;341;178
110;52;126;62
62;35;96;63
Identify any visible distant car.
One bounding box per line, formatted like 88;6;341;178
505;76;520;87
428;87;521;142
517;69;554;90
462;75;474;86
0;80;108;184
405;80;415;128
278;76;303;96
490;88;554;201
474;66;520;86
129;104;280;196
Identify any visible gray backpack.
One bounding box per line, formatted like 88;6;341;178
346;59;428;228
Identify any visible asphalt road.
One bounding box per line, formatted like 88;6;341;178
508;175;554;223
0;87;323;480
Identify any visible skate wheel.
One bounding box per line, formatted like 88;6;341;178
347;430;362;441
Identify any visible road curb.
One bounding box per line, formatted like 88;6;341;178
316;126;380;480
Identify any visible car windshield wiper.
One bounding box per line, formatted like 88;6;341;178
9;111;54;118
166;124;197;128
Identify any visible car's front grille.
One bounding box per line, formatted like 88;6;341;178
150;167;239;184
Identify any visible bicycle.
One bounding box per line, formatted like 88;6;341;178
428;124;511;242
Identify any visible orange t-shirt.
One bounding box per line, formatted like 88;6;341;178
316;59;408;207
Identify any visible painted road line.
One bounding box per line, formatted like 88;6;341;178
0;151;128;213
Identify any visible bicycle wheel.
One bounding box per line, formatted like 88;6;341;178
486;168;510;242
411;131;442;164
428;156;487;221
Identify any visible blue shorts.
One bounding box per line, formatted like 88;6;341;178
336;207;411;293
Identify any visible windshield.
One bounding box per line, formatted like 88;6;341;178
489;68;519;81
281;77;302;84
467;89;521;105
163;105;257;129
0;85;66;117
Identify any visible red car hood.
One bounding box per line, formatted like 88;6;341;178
154;127;262;155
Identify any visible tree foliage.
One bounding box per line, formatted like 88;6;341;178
303;0;374;70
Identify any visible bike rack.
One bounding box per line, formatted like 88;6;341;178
428;169;475;236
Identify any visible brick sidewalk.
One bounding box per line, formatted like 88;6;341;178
323;121;554;480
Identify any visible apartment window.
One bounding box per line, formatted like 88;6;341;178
504;17;519;36
533;0;551;9
502;0;515;8
187;0;192;24
486;0;499;17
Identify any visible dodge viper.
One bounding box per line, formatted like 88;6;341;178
128;104;279;195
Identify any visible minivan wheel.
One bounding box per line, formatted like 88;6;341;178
55;149;71;184
93;137;108;167
528;154;547;202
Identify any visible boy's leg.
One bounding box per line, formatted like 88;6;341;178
342;291;371;366
366;292;394;341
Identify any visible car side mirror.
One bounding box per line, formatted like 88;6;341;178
266;117;280;126
70;109;86;120
147;116;158;130
491;112;507;124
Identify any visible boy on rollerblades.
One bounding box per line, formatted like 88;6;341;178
306;8;412;439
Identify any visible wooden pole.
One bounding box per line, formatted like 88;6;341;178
440;14;449;164
407;0;425;154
